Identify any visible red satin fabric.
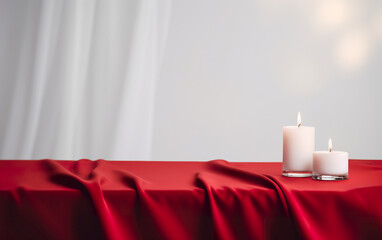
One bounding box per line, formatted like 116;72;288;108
0;160;381;240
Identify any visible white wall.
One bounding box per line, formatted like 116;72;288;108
1;0;381;161
152;0;382;161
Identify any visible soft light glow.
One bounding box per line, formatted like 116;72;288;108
315;0;356;32
328;138;333;152
335;30;371;71
297;112;302;127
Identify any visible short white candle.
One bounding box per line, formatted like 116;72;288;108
283;112;315;177
313;138;349;180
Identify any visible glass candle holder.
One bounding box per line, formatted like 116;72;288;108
312;151;348;181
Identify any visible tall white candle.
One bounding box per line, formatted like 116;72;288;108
283;112;315;177
313;138;348;180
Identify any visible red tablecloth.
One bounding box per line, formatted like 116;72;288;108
0;160;381;240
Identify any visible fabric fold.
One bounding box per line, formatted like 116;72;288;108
115;169;192;240
197;160;297;239
207;160;291;217
41;159;126;240
0;159;381;240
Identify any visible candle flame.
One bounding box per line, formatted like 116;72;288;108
297;112;301;127
328;138;333;152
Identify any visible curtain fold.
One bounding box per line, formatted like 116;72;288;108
0;0;172;160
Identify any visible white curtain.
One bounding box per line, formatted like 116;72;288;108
0;0;172;160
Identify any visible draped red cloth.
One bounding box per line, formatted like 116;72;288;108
0;160;381;240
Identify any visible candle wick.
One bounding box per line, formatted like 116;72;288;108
298;123;301;127
329;148;332;152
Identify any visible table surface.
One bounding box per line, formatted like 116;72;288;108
0;159;381;240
